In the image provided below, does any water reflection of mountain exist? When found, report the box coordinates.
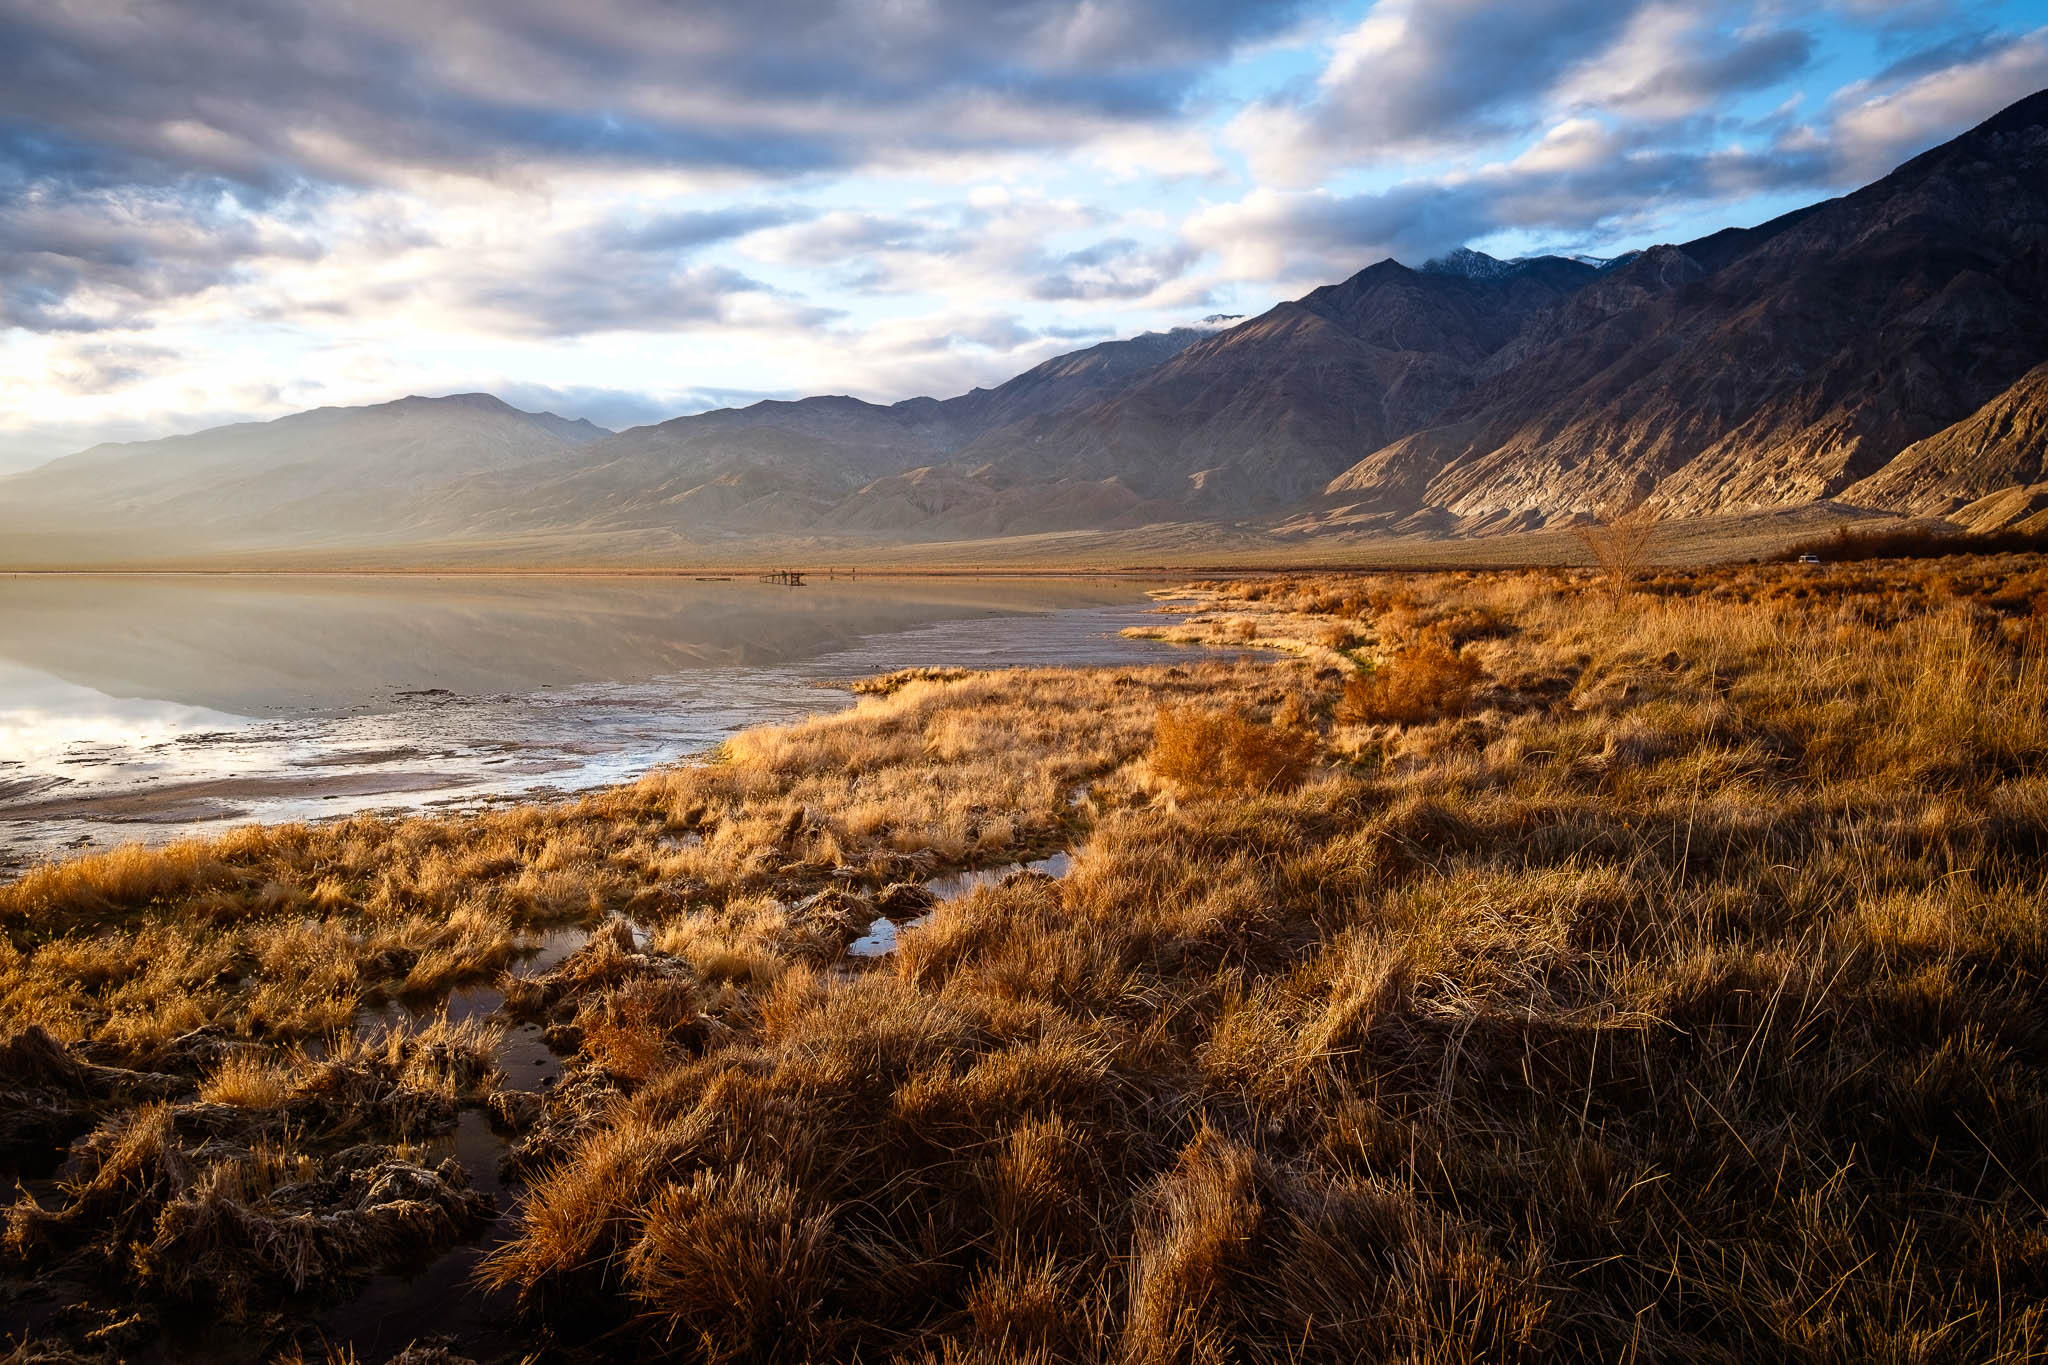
[0,575,1155,717]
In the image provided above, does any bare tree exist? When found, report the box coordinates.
[1573,499,1661,603]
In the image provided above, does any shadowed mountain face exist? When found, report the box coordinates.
[1317,90,2048,530]
[1842,361,2048,515]
[4,89,2047,560]
[913,255,1598,527]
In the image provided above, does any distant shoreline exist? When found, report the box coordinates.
[0,566,1189,579]
[0,503,1906,577]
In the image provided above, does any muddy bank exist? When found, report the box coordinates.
[1,1017,500,1360]
[0,771,458,825]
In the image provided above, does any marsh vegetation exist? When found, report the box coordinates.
[6,556,2048,1362]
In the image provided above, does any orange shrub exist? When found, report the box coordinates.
[1151,705,1315,796]
[1339,636,1482,725]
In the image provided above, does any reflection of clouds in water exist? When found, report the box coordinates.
[0,598,1212,864]
[0,575,1155,717]
[0,661,251,759]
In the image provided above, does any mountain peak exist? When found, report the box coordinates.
[1974,85,2048,138]
[394,392,516,412]
[379,392,608,440]
[1415,248,1613,284]
[1420,247,1513,280]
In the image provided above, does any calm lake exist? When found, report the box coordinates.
[0,573,1198,867]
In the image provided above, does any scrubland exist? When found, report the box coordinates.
[7,554,2048,1362]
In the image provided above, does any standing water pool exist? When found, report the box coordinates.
[0,573,1199,867]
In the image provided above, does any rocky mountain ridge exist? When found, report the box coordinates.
[1310,91,2048,532]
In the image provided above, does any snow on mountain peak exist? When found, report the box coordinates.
[1420,247,1513,279]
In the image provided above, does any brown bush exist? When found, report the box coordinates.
[1339,636,1483,725]
[1151,705,1315,796]
[1574,500,1661,601]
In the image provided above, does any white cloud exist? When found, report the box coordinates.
[1555,5,1811,122]
[1085,125,1228,182]
[1226,0,1655,184]
[1821,26,2048,180]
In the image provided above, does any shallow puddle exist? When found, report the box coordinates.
[846,915,905,957]
[521,919,645,974]
[925,850,1072,899]
[316,1107,526,1362]
[352,920,640,1079]
[848,850,1075,958]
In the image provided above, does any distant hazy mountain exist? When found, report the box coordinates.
[449,325,1223,538]
[6,89,2048,561]
[0,327,1226,554]
[1,393,608,542]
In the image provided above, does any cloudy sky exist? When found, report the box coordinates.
[2,0,2044,470]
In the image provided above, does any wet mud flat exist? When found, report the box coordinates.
[1,770,460,825]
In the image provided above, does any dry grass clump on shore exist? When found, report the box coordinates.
[10,555,2048,1360]
[1150,704,1316,796]
[1337,630,1483,724]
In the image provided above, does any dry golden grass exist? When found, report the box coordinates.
[1337,629,1483,724]
[12,555,2048,1361]
[478,557,2048,1362]
[1150,704,1316,797]
[198,1052,294,1109]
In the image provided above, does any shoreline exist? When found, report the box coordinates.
[0,588,1217,872]
[0,566,1199,579]
[6,558,2048,1362]
[0,502,1901,578]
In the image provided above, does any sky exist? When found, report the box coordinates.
[1,0,2045,472]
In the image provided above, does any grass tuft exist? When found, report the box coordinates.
[1338,631,1483,725]
[1150,705,1316,797]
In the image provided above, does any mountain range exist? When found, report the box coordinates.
[5,88,2048,564]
